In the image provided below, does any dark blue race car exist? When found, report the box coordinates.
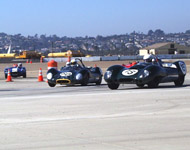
[47,58,103,87]
[4,63,26,78]
[104,55,187,89]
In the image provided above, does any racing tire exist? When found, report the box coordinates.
[81,74,89,86]
[96,76,102,85]
[147,78,159,88]
[5,74,7,79]
[174,75,184,86]
[108,83,120,90]
[136,84,144,88]
[23,73,26,78]
[48,82,56,87]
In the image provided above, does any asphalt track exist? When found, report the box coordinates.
[0,76,190,150]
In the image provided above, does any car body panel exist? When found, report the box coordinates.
[104,60,186,89]
[4,66,26,78]
[47,58,103,87]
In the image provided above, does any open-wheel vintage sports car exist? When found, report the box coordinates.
[47,58,103,87]
[104,55,187,89]
[4,63,26,78]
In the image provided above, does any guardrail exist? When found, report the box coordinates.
[43,54,190,62]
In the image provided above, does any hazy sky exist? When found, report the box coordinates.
[0,0,190,37]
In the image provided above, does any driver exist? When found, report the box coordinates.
[143,54,163,66]
[70,59,77,67]
[17,63,22,68]
[66,62,71,67]
[143,54,154,63]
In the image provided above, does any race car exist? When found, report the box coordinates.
[47,58,103,87]
[104,54,186,89]
[4,63,26,78]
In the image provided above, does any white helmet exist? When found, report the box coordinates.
[66,62,71,67]
[71,59,77,66]
[143,54,154,63]
[18,63,22,67]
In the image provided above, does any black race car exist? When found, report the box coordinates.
[104,56,186,89]
[47,58,103,87]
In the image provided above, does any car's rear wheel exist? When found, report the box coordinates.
[5,74,7,79]
[96,76,102,85]
[23,73,26,78]
[48,82,56,87]
[108,83,120,90]
[174,75,184,86]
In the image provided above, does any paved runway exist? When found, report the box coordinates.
[0,77,190,150]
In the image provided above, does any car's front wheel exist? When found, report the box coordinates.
[147,78,159,88]
[48,82,56,87]
[81,74,89,86]
[136,83,144,88]
[108,83,120,90]
[174,75,184,86]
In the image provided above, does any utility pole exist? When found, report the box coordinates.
[51,41,54,57]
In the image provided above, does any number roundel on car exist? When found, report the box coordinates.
[60,72,72,77]
[122,69,138,76]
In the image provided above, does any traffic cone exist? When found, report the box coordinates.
[38,68,44,82]
[6,69,13,82]
[30,59,32,64]
[26,59,29,63]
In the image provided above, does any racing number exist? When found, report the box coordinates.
[122,69,138,76]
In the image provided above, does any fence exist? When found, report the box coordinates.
[43,54,190,62]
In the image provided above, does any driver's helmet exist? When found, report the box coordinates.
[143,54,154,63]
[66,62,71,67]
[71,59,77,66]
[17,63,22,67]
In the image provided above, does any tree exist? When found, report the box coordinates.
[154,29,165,36]
[148,30,154,36]
[185,30,190,34]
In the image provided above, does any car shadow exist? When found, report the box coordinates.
[118,84,190,90]
[56,83,107,88]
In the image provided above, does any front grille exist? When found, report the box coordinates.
[56,79,71,84]
[11,73,18,76]
[119,78,134,83]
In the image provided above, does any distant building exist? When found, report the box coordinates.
[139,42,190,55]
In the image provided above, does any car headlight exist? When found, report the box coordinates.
[139,70,149,78]
[106,71,112,79]
[76,73,82,80]
[144,70,149,77]
[47,73,53,80]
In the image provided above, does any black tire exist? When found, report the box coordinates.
[108,83,120,90]
[5,74,7,79]
[96,76,102,85]
[147,79,159,88]
[136,84,144,88]
[81,74,89,86]
[48,82,56,87]
[174,75,184,86]
[23,73,26,78]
